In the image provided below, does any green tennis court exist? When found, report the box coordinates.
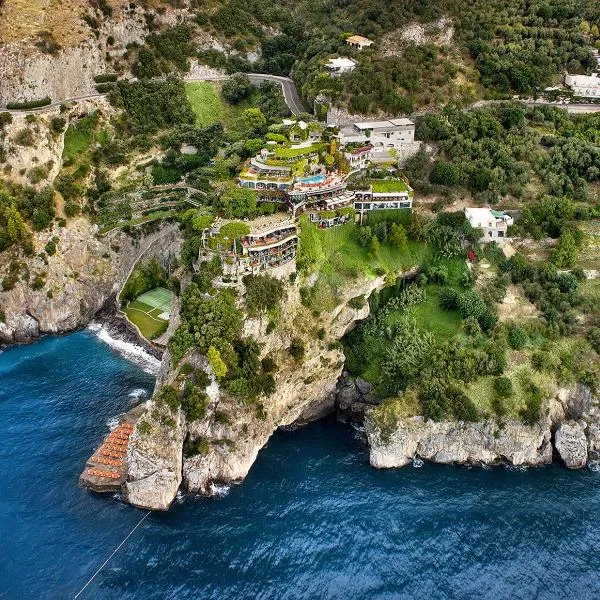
[124,287,174,340]
[136,287,173,313]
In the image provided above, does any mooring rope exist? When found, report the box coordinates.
[73,510,151,599]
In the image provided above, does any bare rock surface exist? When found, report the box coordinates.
[554,421,588,469]
[366,416,553,469]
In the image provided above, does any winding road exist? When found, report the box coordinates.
[3,73,598,118]
[1,73,307,116]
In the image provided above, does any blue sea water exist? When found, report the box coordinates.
[2,331,600,599]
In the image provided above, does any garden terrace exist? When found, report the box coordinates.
[273,143,325,161]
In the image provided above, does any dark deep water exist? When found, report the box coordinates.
[2,331,600,599]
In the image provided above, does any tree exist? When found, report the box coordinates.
[551,230,578,268]
[243,274,285,314]
[216,184,257,218]
[382,318,434,391]
[191,213,213,232]
[242,108,267,133]
[180,286,243,356]
[430,161,460,186]
[388,223,408,250]
[221,73,253,103]
[369,235,380,258]
[207,346,227,380]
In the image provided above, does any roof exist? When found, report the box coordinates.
[326,57,356,69]
[465,207,511,223]
[346,35,373,46]
[354,118,414,130]
[565,73,600,87]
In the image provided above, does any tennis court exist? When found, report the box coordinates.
[124,287,174,340]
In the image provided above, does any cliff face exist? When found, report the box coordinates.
[124,274,387,509]
[0,219,182,344]
[365,383,600,470]
[366,416,553,468]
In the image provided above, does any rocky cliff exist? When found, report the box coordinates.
[124,273,387,509]
[0,218,182,344]
[365,383,600,470]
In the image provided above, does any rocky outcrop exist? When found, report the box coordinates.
[124,273,389,509]
[554,421,588,469]
[336,375,381,421]
[0,219,182,345]
[366,416,553,468]
[366,383,600,471]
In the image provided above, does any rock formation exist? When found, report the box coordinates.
[366,416,553,468]
[0,218,182,344]
[554,421,588,469]
[124,274,388,509]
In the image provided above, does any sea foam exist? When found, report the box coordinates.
[88,323,160,375]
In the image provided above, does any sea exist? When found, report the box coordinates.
[1,328,600,599]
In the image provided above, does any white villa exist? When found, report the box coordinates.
[325,57,357,76]
[565,73,600,98]
[346,35,373,50]
[337,118,415,150]
[464,208,513,241]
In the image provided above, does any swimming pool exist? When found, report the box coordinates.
[298,174,326,184]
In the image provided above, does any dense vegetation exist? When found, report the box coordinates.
[406,105,600,204]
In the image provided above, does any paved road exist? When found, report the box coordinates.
[1,73,307,116]
[246,73,306,115]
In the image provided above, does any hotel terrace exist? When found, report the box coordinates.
[200,215,299,280]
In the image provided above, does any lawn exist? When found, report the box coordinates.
[124,289,172,341]
[371,179,411,194]
[185,82,226,127]
[301,219,429,280]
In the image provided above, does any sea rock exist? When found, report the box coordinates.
[366,415,553,469]
[554,421,588,469]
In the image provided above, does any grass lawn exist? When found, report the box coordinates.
[185,82,226,127]
[371,179,411,194]
[125,299,168,340]
[302,220,429,279]
[62,112,99,162]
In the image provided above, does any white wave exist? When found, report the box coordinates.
[412,457,424,468]
[210,482,231,498]
[176,490,186,504]
[88,323,160,375]
[504,464,528,472]
[128,388,148,400]
[106,416,120,430]
[588,460,600,472]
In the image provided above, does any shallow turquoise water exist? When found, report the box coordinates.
[1,331,600,599]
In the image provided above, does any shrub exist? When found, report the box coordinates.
[508,326,528,350]
[491,396,507,418]
[243,274,285,315]
[439,287,460,310]
[44,237,58,256]
[157,385,181,412]
[94,73,118,83]
[520,380,542,425]
[182,387,209,421]
[348,295,365,310]
[138,420,151,435]
[493,376,513,399]
[261,356,277,373]
[6,97,52,110]
[288,337,305,360]
[587,328,600,354]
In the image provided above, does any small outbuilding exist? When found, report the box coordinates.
[346,35,374,50]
